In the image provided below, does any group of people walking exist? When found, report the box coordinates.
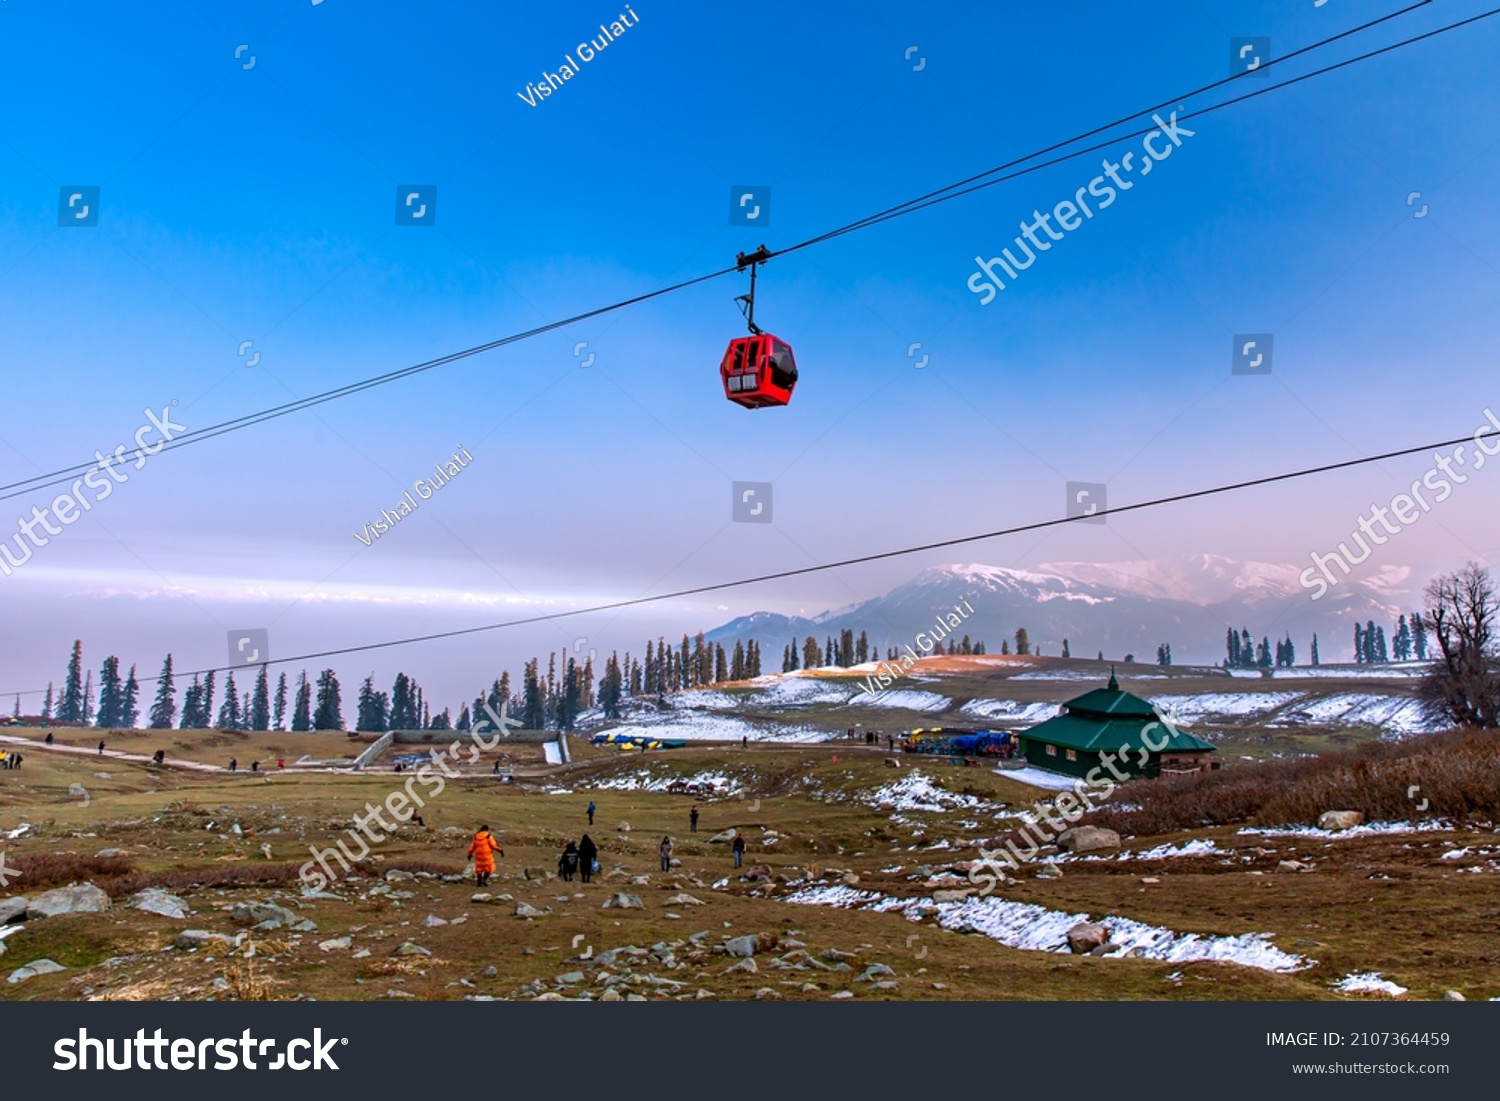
[558,834,598,882]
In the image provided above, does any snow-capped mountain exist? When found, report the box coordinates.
[706,559,1419,665]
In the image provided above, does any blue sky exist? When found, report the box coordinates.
[1,0,1498,710]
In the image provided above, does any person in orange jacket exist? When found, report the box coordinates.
[468,824,504,887]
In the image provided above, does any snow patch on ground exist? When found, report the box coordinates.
[786,886,1308,973]
[1334,972,1408,997]
[588,769,742,795]
[593,715,824,743]
[855,689,950,712]
[868,771,983,813]
[960,699,1062,724]
[1267,694,1443,734]
[1238,820,1451,840]
[1150,692,1301,723]
[993,766,1088,792]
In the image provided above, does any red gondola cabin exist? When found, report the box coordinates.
[720,333,798,409]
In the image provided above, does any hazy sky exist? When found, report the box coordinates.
[2,0,1498,711]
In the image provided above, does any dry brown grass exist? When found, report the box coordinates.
[1085,727,1500,836]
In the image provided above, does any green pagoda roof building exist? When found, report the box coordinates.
[1017,671,1218,780]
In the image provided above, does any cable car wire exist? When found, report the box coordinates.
[80,425,1497,684]
[1,3,1485,504]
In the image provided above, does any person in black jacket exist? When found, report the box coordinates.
[558,841,580,882]
[578,834,598,884]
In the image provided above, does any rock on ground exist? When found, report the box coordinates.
[1067,922,1109,954]
[602,893,644,910]
[27,884,111,918]
[127,888,190,919]
[0,897,28,924]
[1318,810,1364,831]
[1057,826,1122,854]
[514,901,548,919]
[228,901,301,929]
[7,959,65,984]
[663,893,705,907]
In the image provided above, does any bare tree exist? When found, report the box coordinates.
[1418,562,1500,728]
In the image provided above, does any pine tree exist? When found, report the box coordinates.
[1226,628,1238,667]
[42,682,53,721]
[149,655,177,729]
[1393,614,1412,662]
[456,704,472,732]
[1283,634,1295,668]
[357,676,388,732]
[202,670,216,725]
[824,636,834,666]
[122,665,140,728]
[1311,634,1320,666]
[1411,611,1429,660]
[1000,640,1010,655]
[1353,623,1364,664]
[1364,620,1378,664]
[1061,638,1070,659]
[313,669,343,730]
[839,628,854,667]
[291,671,312,732]
[59,640,85,723]
[217,671,241,730]
[1375,625,1389,664]
[390,673,417,730]
[714,644,727,684]
[1256,637,1272,668]
[11,695,17,719]
[856,630,869,664]
[787,637,799,672]
[273,672,288,730]
[180,675,203,729]
[1014,628,1030,656]
[599,653,623,719]
[747,639,761,677]
[732,640,746,681]
[1157,643,1172,666]
[251,666,271,731]
[96,656,123,729]
[82,668,94,725]
[802,636,821,669]
[522,659,544,729]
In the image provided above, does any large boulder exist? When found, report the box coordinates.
[7,959,64,984]
[724,935,760,958]
[228,901,300,929]
[1056,826,1121,854]
[602,893,644,910]
[0,897,28,924]
[1318,811,1364,831]
[127,888,190,919]
[1066,922,1109,954]
[707,829,738,844]
[514,901,548,919]
[27,884,111,918]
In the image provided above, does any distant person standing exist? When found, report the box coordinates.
[578,834,598,884]
[587,801,596,825]
[689,805,699,833]
[97,740,105,755]
[731,832,746,869]
[659,835,674,873]
[229,758,238,772]
[251,761,259,773]
[741,736,748,750]
[44,732,54,745]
